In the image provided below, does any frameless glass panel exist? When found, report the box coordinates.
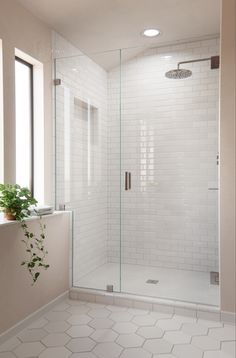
[120,40,220,306]
[15,58,33,191]
[55,50,121,292]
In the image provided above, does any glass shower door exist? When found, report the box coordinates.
[55,50,121,292]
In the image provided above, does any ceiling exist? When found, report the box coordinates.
[16,0,221,69]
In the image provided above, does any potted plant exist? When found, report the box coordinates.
[0,184,49,284]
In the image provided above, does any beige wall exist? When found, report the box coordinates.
[220,0,236,314]
[0,213,70,335]
[0,0,53,204]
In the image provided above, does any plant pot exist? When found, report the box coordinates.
[4,211,16,220]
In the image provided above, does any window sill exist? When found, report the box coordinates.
[0,211,66,227]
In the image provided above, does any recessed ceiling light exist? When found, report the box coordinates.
[142,29,160,37]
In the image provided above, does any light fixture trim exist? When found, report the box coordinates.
[142,28,161,38]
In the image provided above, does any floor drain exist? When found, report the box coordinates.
[146,279,159,284]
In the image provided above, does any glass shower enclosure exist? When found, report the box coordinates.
[55,39,220,306]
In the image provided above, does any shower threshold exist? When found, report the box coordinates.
[73,263,219,307]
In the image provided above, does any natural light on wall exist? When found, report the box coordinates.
[15,58,33,190]
[15,48,45,204]
[0,40,3,183]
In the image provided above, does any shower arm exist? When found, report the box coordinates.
[177,57,211,70]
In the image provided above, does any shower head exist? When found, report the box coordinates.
[165,56,220,80]
[165,68,192,79]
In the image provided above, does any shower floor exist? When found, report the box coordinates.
[74,263,219,306]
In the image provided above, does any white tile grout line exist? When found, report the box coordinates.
[69,288,236,325]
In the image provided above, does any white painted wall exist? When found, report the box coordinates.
[0,0,53,204]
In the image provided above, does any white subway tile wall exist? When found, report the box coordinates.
[55,34,219,289]
[108,38,219,272]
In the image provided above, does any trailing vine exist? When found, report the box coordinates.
[21,217,50,284]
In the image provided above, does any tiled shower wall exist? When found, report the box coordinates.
[54,34,219,281]
[108,38,219,272]
[54,34,108,281]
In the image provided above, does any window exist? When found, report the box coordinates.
[15,56,34,193]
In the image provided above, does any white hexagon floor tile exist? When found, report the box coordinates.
[181,322,208,336]
[41,332,71,347]
[132,315,156,326]
[191,335,221,350]
[120,347,152,358]
[173,343,203,358]
[44,321,71,333]
[208,325,236,341]
[203,350,233,358]
[0,337,21,352]
[92,342,123,358]
[67,325,94,338]
[14,342,45,358]
[17,328,47,342]
[91,329,118,342]
[137,326,164,339]
[67,314,92,325]
[66,337,96,353]
[88,308,111,319]
[113,322,138,334]
[39,346,71,358]
[164,331,191,344]
[89,318,114,329]
[116,333,144,348]
[143,338,173,354]
[70,353,97,358]
[67,305,90,315]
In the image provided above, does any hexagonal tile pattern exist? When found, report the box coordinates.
[93,342,123,358]
[89,318,114,329]
[42,333,70,347]
[45,321,71,333]
[88,308,110,318]
[120,347,152,358]
[173,344,203,358]
[110,312,133,322]
[14,342,45,358]
[66,338,96,353]
[0,337,21,352]
[164,331,191,344]
[67,314,92,325]
[1,299,235,358]
[17,328,47,342]
[208,325,236,341]
[39,347,71,358]
[137,326,164,339]
[91,329,118,342]
[132,315,156,326]
[113,322,138,334]
[67,306,90,315]
[52,302,70,312]
[70,353,97,358]
[143,339,173,354]
[157,319,182,331]
[192,335,221,350]
[67,325,94,338]
[181,323,208,336]
[45,311,71,322]
[116,334,144,348]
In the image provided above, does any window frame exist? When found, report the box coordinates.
[15,56,34,195]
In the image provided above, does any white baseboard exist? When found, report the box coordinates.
[0,290,69,345]
[221,311,236,325]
